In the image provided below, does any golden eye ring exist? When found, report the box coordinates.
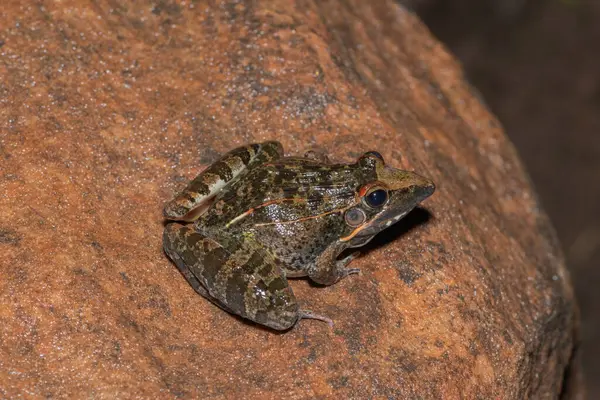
[363,187,388,208]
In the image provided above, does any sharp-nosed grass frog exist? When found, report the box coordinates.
[163,141,434,330]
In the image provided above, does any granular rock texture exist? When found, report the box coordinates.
[0,0,580,398]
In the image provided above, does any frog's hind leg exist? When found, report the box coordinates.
[164,141,283,221]
[163,223,302,331]
[163,223,236,314]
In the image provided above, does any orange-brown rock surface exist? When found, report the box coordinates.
[0,0,580,398]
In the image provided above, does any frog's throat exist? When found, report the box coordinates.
[339,210,409,242]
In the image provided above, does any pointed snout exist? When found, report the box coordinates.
[414,174,435,201]
[380,167,435,202]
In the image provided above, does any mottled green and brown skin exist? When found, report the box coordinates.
[163,141,435,330]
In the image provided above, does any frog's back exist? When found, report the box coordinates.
[197,159,363,251]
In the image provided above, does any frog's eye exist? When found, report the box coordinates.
[364,188,388,208]
[363,151,384,161]
[344,207,366,227]
[358,151,385,168]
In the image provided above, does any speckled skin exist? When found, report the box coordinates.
[163,141,435,330]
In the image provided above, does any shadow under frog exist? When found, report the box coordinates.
[162,141,435,331]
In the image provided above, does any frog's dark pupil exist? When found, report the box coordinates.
[365,189,388,207]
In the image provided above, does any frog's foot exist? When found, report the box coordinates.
[338,251,361,277]
[339,251,360,267]
[297,310,334,328]
[343,268,361,277]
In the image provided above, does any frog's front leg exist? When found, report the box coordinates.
[164,141,283,221]
[308,241,361,286]
[163,223,330,330]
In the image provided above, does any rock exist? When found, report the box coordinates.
[0,0,580,398]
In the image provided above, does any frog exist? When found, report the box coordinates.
[162,141,435,331]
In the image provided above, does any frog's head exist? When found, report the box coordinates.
[341,151,435,248]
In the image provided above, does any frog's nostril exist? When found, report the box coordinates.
[424,182,435,197]
[415,181,435,199]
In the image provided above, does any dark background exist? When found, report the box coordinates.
[403,0,599,395]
